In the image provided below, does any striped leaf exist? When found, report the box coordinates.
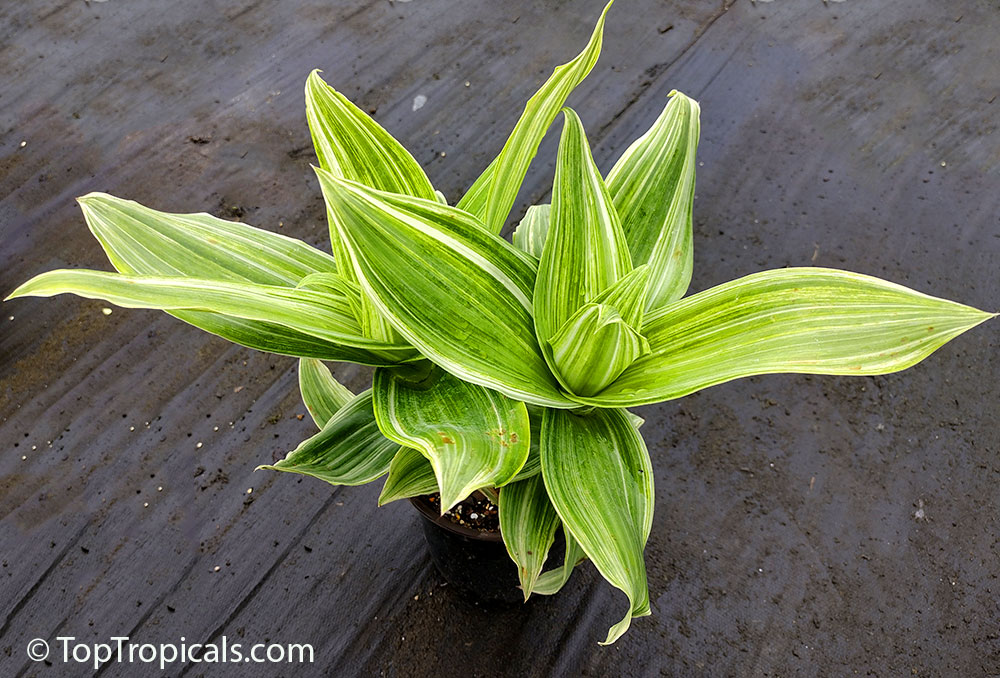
[606,91,700,310]
[498,474,561,600]
[377,446,439,506]
[549,303,650,397]
[534,108,632,347]
[533,527,586,596]
[590,264,651,329]
[258,390,398,486]
[512,204,551,259]
[72,193,401,363]
[165,312,396,364]
[298,358,354,428]
[305,70,436,201]
[378,402,543,504]
[79,192,338,284]
[315,169,576,408]
[306,70,429,344]
[457,0,615,233]
[575,268,996,407]
[541,407,653,645]
[6,270,416,365]
[373,365,531,512]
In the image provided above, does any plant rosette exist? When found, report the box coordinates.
[6,1,995,645]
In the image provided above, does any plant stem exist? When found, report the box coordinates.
[480,486,500,504]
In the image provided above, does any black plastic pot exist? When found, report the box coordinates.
[409,495,524,604]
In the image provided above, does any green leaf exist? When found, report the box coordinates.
[377,404,543,502]
[372,364,531,512]
[513,405,544,481]
[258,390,398,486]
[541,407,653,645]
[533,527,586,596]
[6,270,417,365]
[316,170,576,408]
[306,69,433,344]
[512,204,551,259]
[590,264,651,330]
[606,91,700,310]
[534,108,632,348]
[78,192,339,284]
[577,267,997,407]
[548,303,650,397]
[169,312,393,363]
[456,0,616,233]
[72,193,398,362]
[298,358,354,429]
[498,474,561,600]
[305,70,436,201]
[378,446,440,506]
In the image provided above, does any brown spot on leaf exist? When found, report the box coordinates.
[438,433,455,444]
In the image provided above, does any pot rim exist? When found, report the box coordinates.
[408,495,504,543]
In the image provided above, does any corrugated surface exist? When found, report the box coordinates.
[1,0,998,675]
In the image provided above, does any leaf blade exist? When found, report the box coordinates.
[316,170,575,408]
[378,446,440,506]
[533,108,632,346]
[6,270,414,362]
[456,0,615,233]
[72,193,410,364]
[606,91,700,309]
[498,474,561,600]
[548,303,650,397]
[533,527,586,596]
[79,192,339,284]
[541,407,653,644]
[578,268,996,407]
[306,70,434,344]
[259,390,398,487]
[298,358,354,428]
[512,204,551,259]
[373,365,531,512]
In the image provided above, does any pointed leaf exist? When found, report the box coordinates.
[549,303,650,397]
[378,403,543,492]
[72,193,409,364]
[305,69,435,200]
[512,204,551,259]
[169,311,398,364]
[541,407,653,645]
[606,91,700,309]
[577,268,996,407]
[79,192,339,284]
[259,390,398,486]
[498,474,561,600]
[306,69,434,344]
[590,264,651,329]
[457,0,615,233]
[533,527,586,596]
[298,358,354,429]
[373,365,531,512]
[378,446,440,506]
[6,270,416,364]
[316,170,575,408]
[534,108,631,348]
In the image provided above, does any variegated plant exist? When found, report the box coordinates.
[6,1,994,644]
